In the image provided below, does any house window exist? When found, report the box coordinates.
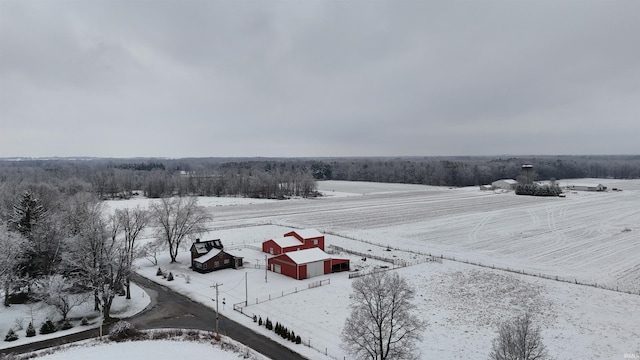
[202,263,207,270]
[224,259,230,265]
[214,261,219,268]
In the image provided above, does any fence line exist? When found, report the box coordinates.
[233,278,332,316]
[263,224,639,295]
[233,277,342,359]
[324,230,639,296]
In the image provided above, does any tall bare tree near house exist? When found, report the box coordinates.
[489,312,549,360]
[342,271,425,360]
[149,197,211,263]
[115,207,149,299]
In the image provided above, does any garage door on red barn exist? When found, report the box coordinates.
[306,261,324,278]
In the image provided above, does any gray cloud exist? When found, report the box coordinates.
[1,0,638,157]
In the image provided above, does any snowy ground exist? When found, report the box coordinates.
[0,283,149,350]
[35,340,243,360]
[32,335,267,360]
[3,179,640,359]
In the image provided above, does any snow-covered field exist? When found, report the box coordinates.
[130,179,639,360]
[3,179,639,359]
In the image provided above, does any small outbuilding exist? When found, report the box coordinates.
[567,183,606,192]
[491,179,518,190]
[267,248,349,280]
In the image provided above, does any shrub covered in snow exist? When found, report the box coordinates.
[25,322,36,337]
[108,320,141,341]
[40,319,57,335]
[5,329,18,342]
[61,320,73,330]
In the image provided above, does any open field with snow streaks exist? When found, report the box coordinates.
[93,179,640,360]
[192,181,640,293]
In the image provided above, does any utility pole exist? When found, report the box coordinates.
[245,272,248,306]
[211,282,223,336]
[265,255,268,283]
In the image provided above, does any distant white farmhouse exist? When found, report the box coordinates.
[491,179,518,190]
[566,183,606,192]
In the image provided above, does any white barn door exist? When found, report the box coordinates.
[306,261,324,278]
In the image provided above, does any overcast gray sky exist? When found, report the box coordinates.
[1,1,638,158]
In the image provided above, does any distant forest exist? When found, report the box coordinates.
[0,155,638,203]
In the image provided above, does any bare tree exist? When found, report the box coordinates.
[141,239,164,266]
[115,207,149,299]
[0,223,24,307]
[149,197,211,263]
[342,271,425,360]
[36,275,89,322]
[489,312,549,360]
[63,193,127,321]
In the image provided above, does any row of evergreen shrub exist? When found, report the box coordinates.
[253,315,302,344]
[4,319,70,342]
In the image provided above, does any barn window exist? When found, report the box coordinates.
[314,239,318,245]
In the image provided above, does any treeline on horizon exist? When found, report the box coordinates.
[0,155,638,203]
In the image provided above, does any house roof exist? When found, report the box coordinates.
[270,236,303,248]
[287,228,323,239]
[193,249,242,264]
[282,248,331,265]
[193,249,223,264]
[191,239,223,254]
[493,179,517,184]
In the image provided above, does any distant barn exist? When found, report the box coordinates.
[567,183,606,192]
[491,179,518,190]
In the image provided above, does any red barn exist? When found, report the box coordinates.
[262,236,305,255]
[262,228,325,255]
[268,248,350,280]
[284,229,325,251]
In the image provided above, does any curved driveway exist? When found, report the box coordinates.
[0,274,307,360]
